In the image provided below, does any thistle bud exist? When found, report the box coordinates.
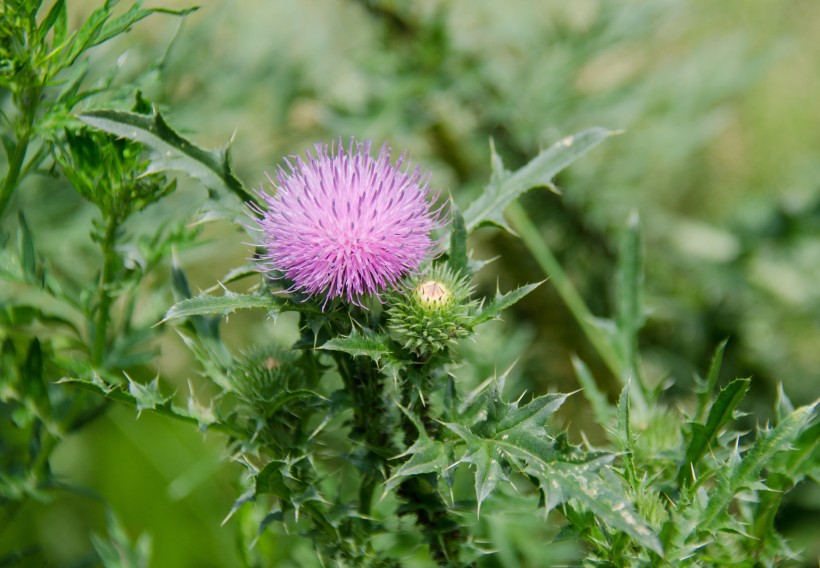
[227,347,302,416]
[388,265,476,356]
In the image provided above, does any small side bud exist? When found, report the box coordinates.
[387,265,477,356]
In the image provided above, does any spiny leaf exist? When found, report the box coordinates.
[384,407,450,495]
[79,105,257,226]
[699,400,818,532]
[463,128,616,233]
[222,488,256,526]
[321,330,392,362]
[495,392,570,434]
[695,339,729,422]
[442,386,662,554]
[616,384,638,486]
[59,375,239,437]
[91,509,152,568]
[536,464,663,555]
[126,376,169,416]
[447,204,469,276]
[571,355,614,425]
[615,211,643,377]
[162,290,287,323]
[459,443,504,517]
[472,282,542,326]
[679,377,750,485]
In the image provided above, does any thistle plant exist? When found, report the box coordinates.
[1,2,818,567]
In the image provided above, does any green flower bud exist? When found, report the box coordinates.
[227,347,302,416]
[388,265,477,356]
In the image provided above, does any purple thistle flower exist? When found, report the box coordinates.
[254,138,442,307]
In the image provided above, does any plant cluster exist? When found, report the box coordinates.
[1,2,817,567]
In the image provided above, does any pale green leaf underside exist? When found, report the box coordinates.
[321,330,392,361]
[163,290,287,323]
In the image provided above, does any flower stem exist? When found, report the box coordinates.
[0,85,42,223]
[398,363,463,566]
[506,201,648,412]
[92,213,120,367]
[0,129,32,223]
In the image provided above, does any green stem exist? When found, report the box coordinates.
[397,363,462,566]
[0,130,32,223]
[92,213,119,367]
[331,351,390,517]
[506,201,647,412]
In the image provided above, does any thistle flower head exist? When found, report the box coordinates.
[255,138,442,307]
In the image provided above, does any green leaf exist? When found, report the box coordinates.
[127,376,170,416]
[463,128,616,232]
[441,385,662,553]
[62,7,108,66]
[472,282,542,326]
[617,384,637,486]
[168,259,232,374]
[494,392,570,435]
[95,4,198,47]
[91,509,152,568]
[59,375,240,437]
[768,420,820,483]
[459,443,504,517]
[384,407,450,494]
[36,0,66,45]
[538,463,663,555]
[163,289,287,323]
[699,400,818,532]
[62,3,194,67]
[695,339,729,422]
[571,355,614,425]
[321,330,392,362]
[0,280,85,336]
[615,211,643,379]
[23,338,50,414]
[679,377,751,485]
[79,106,257,225]
[255,460,292,500]
[16,213,37,284]
[447,204,468,276]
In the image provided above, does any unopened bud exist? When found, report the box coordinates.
[416,279,452,309]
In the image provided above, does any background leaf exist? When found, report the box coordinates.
[463,128,615,232]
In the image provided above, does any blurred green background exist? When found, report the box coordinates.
[2,0,819,565]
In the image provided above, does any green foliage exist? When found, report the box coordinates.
[91,510,152,568]
[79,103,257,225]
[2,1,818,566]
